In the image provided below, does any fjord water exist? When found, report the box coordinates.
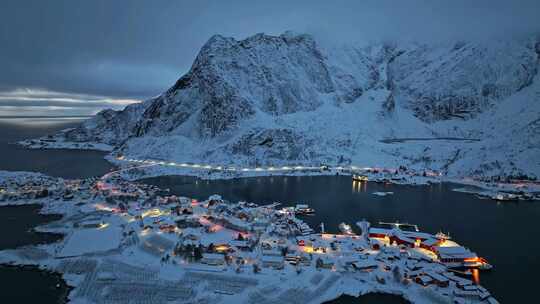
[0,117,114,178]
[0,205,69,303]
[144,174,540,303]
[0,204,63,250]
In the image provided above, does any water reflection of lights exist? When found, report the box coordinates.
[352,180,368,193]
[471,268,480,284]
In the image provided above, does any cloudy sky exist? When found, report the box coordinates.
[1,0,539,116]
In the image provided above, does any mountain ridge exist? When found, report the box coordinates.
[58,32,540,179]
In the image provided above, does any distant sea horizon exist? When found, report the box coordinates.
[0,115,93,119]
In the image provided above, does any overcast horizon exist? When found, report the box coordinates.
[1,0,540,116]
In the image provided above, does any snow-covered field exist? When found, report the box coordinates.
[58,226,122,257]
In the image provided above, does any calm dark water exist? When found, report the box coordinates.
[0,204,63,250]
[0,265,71,303]
[0,117,114,179]
[143,174,540,303]
[0,204,67,303]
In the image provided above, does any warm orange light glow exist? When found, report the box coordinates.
[464,257,480,263]
[471,269,480,284]
[302,246,314,253]
[214,245,230,252]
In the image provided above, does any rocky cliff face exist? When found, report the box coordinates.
[389,40,538,122]
[62,32,540,179]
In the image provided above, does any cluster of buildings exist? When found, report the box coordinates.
[102,185,496,302]
[367,224,491,270]
[0,174,99,202]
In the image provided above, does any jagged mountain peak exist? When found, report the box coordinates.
[144,31,344,138]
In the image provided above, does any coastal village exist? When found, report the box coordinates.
[0,169,499,304]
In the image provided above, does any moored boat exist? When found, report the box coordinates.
[294,204,315,215]
[338,222,355,235]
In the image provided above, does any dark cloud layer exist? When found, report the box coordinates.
[1,0,539,115]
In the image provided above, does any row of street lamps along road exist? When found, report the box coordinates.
[117,157,376,173]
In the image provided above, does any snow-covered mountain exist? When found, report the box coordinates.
[62,32,540,179]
